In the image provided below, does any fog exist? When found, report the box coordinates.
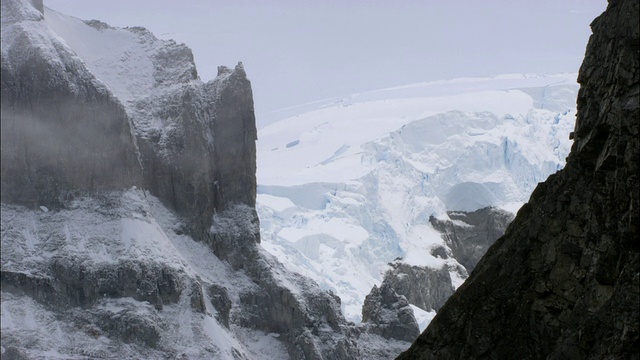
[45,0,606,120]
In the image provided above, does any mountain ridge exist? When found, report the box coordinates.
[0,0,422,358]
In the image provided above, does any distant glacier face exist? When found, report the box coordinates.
[256,74,578,323]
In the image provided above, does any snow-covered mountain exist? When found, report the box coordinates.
[256,74,579,324]
[1,0,583,358]
[1,1,418,358]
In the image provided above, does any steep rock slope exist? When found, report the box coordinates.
[41,4,257,238]
[1,0,143,206]
[368,207,513,333]
[398,0,639,358]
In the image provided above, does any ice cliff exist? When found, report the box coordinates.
[257,72,580,325]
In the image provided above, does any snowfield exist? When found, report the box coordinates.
[256,74,578,322]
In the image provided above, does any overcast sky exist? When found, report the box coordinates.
[46,0,606,118]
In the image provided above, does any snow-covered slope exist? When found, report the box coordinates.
[257,75,578,322]
[1,189,295,359]
[2,1,419,358]
[42,5,197,114]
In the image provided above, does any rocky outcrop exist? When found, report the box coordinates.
[398,0,639,358]
[0,1,372,359]
[378,263,456,313]
[429,207,514,272]
[0,0,142,208]
[367,207,511,326]
[361,282,420,342]
[232,252,360,359]
[134,63,257,241]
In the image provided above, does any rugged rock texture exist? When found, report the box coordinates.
[379,263,456,313]
[134,63,257,240]
[232,252,360,359]
[398,0,639,358]
[361,282,421,342]
[0,1,402,359]
[369,207,511,326]
[0,0,142,208]
[0,191,213,357]
[429,207,514,272]
[1,0,257,241]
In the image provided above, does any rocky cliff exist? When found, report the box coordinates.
[360,207,512,335]
[1,0,257,238]
[1,0,143,207]
[398,0,639,358]
[0,1,427,358]
[429,207,514,273]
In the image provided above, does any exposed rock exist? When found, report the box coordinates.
[398,0,639,358]
[1,0,257,242]
[230,249,360,359]
[379,262,457,313]
[429,207,514,272]
[0,2,367,358]
[134,63,257,241]
[1,346,28,360]
[0,4,143,208]
[371,207,511,330]
[361,283,420,342]
[1,0,489,358]
[83,299,163,348]
[208,283,232,328]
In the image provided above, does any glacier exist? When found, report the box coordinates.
[256,74,579,323]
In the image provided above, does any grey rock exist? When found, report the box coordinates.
[208,283,232,328]
[361,283,420,342]
[86,300,163,348]
[398,1,639,358]
[1,346,29,360]
[0,1,414,359]
[0,11,143,209]
[135,62,258,241]
[429,207,514,272]
[231,249,360,359]
[379,262,456,313]
[0,258,200,312]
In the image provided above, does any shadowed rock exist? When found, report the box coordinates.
[361,282,421,342]
[398,0,639,358]
[429,207,514,272]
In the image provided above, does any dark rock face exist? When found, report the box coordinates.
[379,262,456,313]
[227,246,360,359]
[370,207,511,328]
[361,283,420,342]
[135,64,258,240]
[1,0,257,244]
[429,207,514,272]
[1,260,190,311]
[398,0,639,359]
[0,3,143,208]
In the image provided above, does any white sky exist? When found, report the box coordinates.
[45,0,606,120]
